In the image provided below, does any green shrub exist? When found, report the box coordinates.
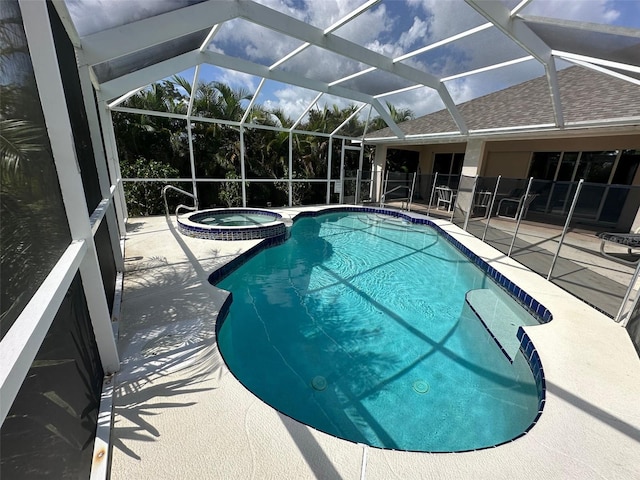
[120,157,180,216]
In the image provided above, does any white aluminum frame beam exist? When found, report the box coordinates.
[511,0,533,15]
[521,14,640,39]
[186,65,201,117]
[98,50,202,102]
[393,22,492,63]
[552,51,640,76]
[50,0,81,47]
[80,0,239,66]
[269,0,381,70]
[465,0,564,127]
[21,0,120,373]
[0,240,87,424]
[199,24,222,52]
[331,103,368,136]
[2,0,122,426]
[556,56,640,87]
[240,77,266,124]
[329,67,377,87]
[87,0,473,136]
[236,1,465,133]
[291,92,323,131]
[441,55,534,82]
[77,49,125,270]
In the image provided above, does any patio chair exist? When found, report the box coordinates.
[435,185,456,212]
[597,231,640,266]
[497,193,538,219]
[472,191,492,218]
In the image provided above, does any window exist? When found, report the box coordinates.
[528,150,633,185]
[433,153,464,176]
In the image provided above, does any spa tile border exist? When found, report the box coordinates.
[178,208,286,241]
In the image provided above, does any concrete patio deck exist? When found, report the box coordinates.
[109,208,640,479]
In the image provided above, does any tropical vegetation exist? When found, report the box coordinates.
[113,77,414,214]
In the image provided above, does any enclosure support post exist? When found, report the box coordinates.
[408,172,417,211]
[508,177,534,257]
[288,132,293,207]
[239,126,247,207]
[426,172,438,217]
[187,120,199,209]
[339,139,346,204]
[326,136,333,204]
[482,175,501,242]
[616,261,640,325]
[381,170,389,207]
[463,176,479,231]
[356,140,365,204]
[99,106,128,228]
[547,179,583,280]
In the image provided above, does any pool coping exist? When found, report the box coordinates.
[110,206,640,479]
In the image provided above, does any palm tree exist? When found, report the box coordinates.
[369,101,414,131]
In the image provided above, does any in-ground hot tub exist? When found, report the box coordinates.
[177,208,287,241]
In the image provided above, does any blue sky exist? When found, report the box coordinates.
[192,0,640,121]
[66,0,640,121]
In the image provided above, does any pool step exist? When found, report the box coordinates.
[466,289,524,362]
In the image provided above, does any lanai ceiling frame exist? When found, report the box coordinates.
[51,0,640,211]
[54,0,462,137]
[54,0,640,139]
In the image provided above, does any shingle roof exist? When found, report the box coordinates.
[366,66,640,139]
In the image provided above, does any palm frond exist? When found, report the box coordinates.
[0,118,45,174]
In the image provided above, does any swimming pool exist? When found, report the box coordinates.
[215,210,545,452]
[178,208,286,241]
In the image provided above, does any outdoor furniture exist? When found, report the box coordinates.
[497,193,538,219]
[435,186,456,211]
[597,232,640,266]
[472,190,492,218]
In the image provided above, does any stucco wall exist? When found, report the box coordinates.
[484,134,639,154]
[416,143,466,175]
[482,151,532,178]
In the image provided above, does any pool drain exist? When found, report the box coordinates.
[412,380,430,394]
[311,376,327,391]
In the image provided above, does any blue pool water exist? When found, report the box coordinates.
[216,212,540,452]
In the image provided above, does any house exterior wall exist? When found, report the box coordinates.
[417,143,466,175]
[482,151,532,178]
[478,133,639,180]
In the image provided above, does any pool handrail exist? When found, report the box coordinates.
[162,185,198,221]
[380,172,417,211]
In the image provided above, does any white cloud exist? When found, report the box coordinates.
[406,0,488,42]
[398,17,430,50]
[262,86,320,120]
[217,70,260,93]
[332,3,394,44]
[381,86,446,118]
[261,86,366,122]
